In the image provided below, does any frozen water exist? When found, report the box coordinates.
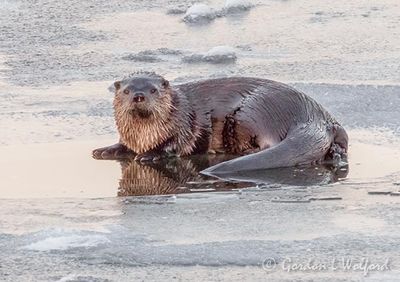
[1,186,400,280]
[22,230,110,251]
[0,0,400,280]
[1,0,399,86]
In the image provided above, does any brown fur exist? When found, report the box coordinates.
[113,84,204,156]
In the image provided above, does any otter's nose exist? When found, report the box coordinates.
[133,92,145,103]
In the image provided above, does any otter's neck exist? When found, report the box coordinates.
[114,88,200,155]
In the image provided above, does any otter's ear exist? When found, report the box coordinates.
[161,79,169,88]
[114,81,121,91]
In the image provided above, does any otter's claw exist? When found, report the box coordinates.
[92,143,133,159]
[134,152,163,163]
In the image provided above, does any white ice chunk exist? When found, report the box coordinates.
[183,3,216,23]
[203,45,237,63]
[205,45,236,57]
[224,0,253,12]
[182,46,237,64]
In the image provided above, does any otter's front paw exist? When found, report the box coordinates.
[134,152,164,163]
[92,143,133,159]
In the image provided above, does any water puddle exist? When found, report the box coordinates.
[0,132,398,198]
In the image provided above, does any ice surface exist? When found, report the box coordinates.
[0,0,20,11]
[22,231,110,251]
[1,0,400,280]
[1,0,399,86]
[1,185,400,280]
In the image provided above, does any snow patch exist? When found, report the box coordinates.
[183,46,237,64]
[224,0,253,12]
[23,233,110,251]
[181,1,253,23]
[205,46,236,57]
[183,3,216,23]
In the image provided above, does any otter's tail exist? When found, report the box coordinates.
[201,124,334,176]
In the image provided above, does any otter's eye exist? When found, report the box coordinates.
[123,89,130,95]
[150,88,157,94]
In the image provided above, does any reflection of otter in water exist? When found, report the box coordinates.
[117,155,239,196]
[93,71,348,175]
[117,158,201,196]
[117,156,349,196]
[211,164,349,186]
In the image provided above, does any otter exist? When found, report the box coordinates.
[93,71,348,175]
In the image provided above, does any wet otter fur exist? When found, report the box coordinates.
[93,71,348,174]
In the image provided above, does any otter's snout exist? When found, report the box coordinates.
[133,92,145,103]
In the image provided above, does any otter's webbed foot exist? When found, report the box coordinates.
[326,143,348,164]
[92,143,134,159]
[134,148,179,163]
[134,151,167,163]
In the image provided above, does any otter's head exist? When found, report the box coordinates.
[113,72,171,119]
[113,72,178,154]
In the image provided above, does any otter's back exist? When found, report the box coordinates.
[176,77,333,153]
[177,77,329,126]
